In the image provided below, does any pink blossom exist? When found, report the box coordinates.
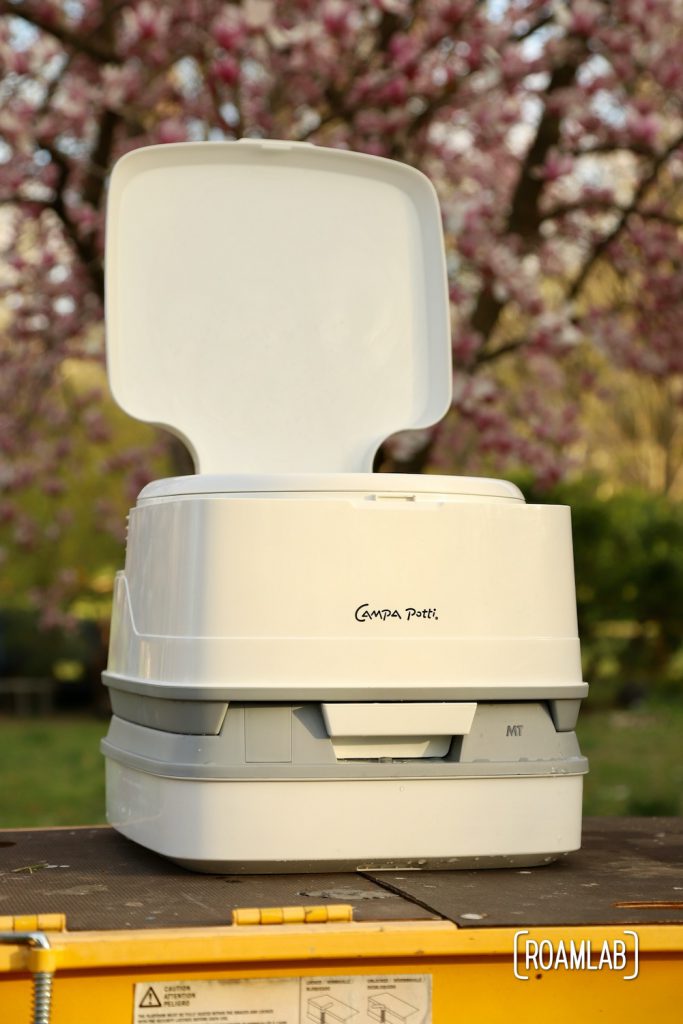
[212,56,240,86]
[626,111,662,148]
[122,1,171,45]
[212,9,246,51]
[156,118,188,144]
[0,0,682,623]
[322,0,352,38]
[569,1,603,37]
[538,152,574,182]
[101,64,143,109]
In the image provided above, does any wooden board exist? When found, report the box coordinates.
[0,826,436,930]
[1,818,681,932]
[364,817,683,927]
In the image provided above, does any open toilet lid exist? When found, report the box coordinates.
[105,140,451,474]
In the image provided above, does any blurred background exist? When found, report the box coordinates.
[0,0,681,827]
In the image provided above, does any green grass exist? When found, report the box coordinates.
[0,716,107,827]
[578,702,683,816]
[0,706,681,828]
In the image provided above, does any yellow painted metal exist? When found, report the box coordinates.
[24,945,59,974]
[232,904,354,925]
[0,920,681,1023]
[0,913,66,932]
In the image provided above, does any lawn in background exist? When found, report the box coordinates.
[0,716,106,827]
[0,705,682,828]
[578,702,683,816]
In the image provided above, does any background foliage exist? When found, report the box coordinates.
[524,479,683,706]
[0,2,681,723]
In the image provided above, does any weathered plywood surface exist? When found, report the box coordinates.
[1,818,681,931]
[363,818,683,927]
[0,826,436,930]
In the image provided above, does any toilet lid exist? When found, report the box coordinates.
[105,140,451,474]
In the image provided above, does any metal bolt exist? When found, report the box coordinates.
[0,931,54,1024]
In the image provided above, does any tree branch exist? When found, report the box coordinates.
[0,0,119,63]
[476,337,527,365]
[570,142,655,158]
[513,10,554,42]
[81,107,120,210]
[544,197,683,227]
[45,144,104,298]
[542,198,620,219]
[568,131,683,300]
[468,54,584,352]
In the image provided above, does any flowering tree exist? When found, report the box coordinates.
[1,0,682,619]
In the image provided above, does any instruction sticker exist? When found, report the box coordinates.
[133,974,431,1024]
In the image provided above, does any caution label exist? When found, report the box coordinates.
[133,974,431,1024]
[139,988,163,1008]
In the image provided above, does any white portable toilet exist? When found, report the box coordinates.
[101,140,588,871]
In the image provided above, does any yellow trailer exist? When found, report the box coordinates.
[1,818,681,1023]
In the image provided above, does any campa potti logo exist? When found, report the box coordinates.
[513,930,639,981]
